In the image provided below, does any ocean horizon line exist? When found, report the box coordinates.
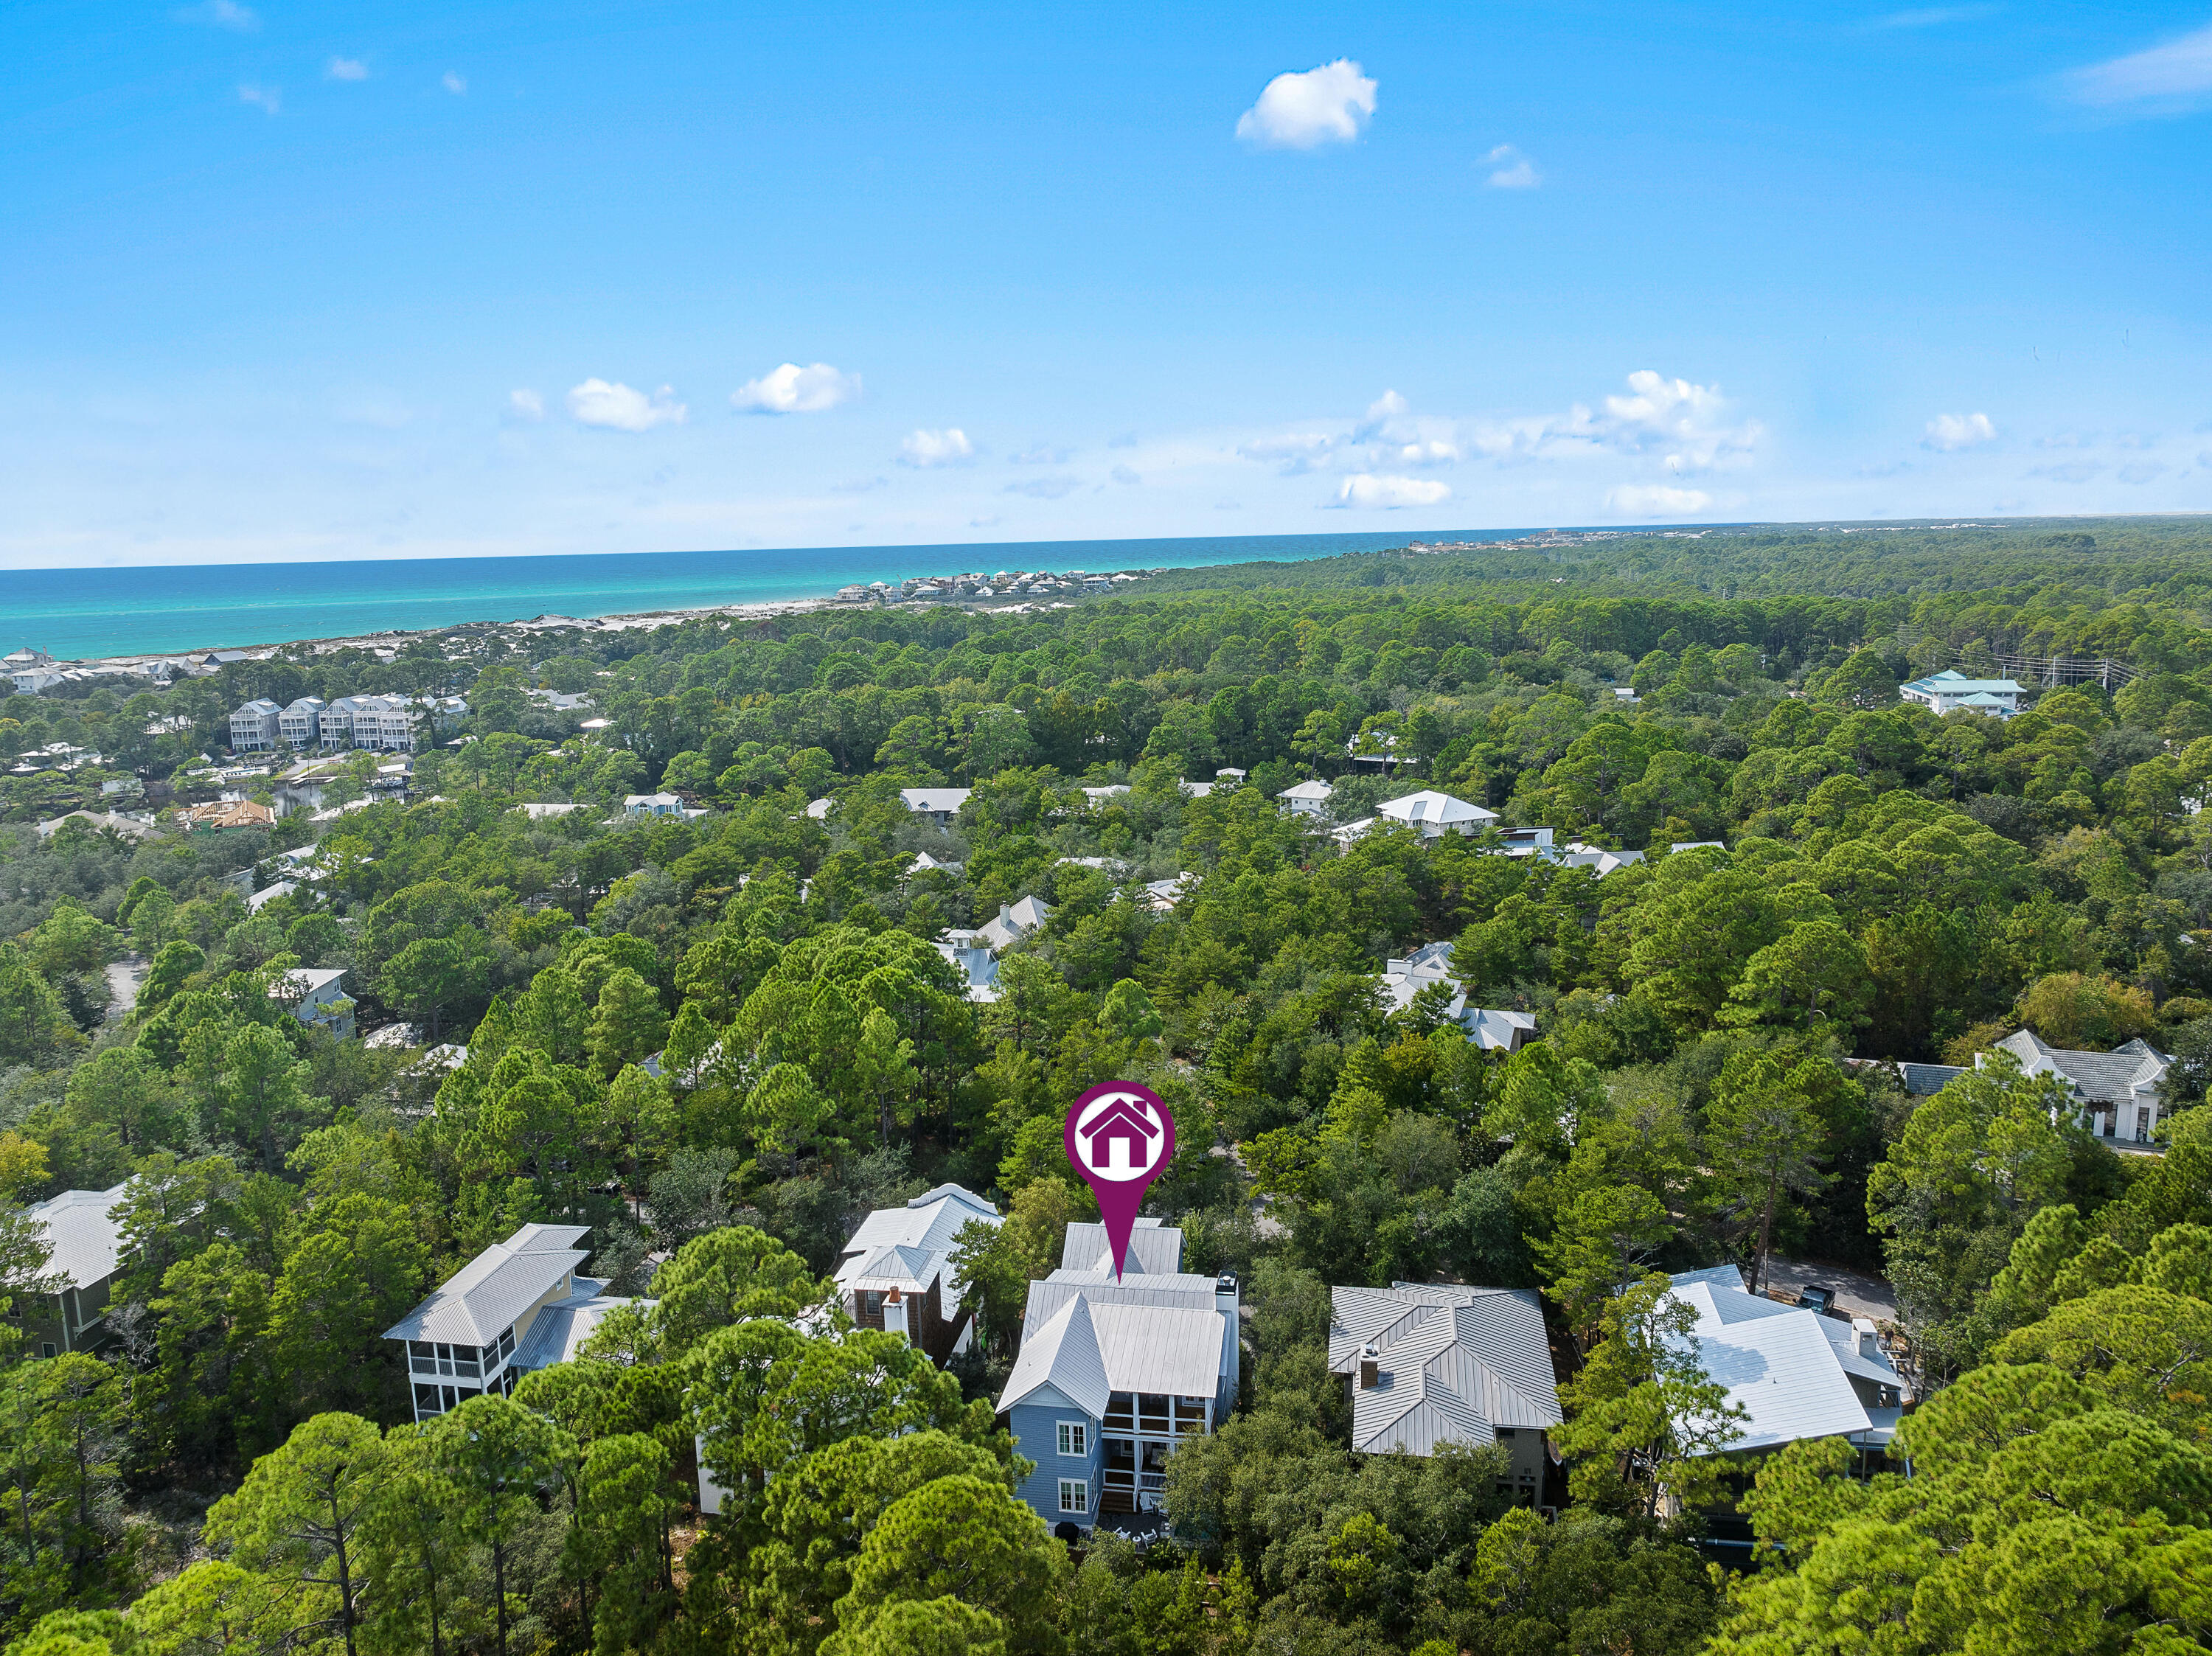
[2,526,1640,663]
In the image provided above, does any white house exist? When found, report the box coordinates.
[1378,790,1500,839]
[623,793,684,819]
[1328,1284,1562,1500]
[1377,942,1539,1050]
[1278,779,1335,818]
[316,695,465,753]
[900,787,973,827]
[19,1184,132,1357]
[1994,1029,2171,1145]
[1561,843,1646,877]
[229,700,282,752]
[384,1222,605,1421]
[934,896,1052,1003]
[276,697,327,747]
[1899,669,2023,718]
[270,965,354,1037]
[832,1183,1002,1365]
[1662,1265,1907,1460]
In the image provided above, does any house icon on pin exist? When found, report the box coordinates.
[1079,1096,1159,1172]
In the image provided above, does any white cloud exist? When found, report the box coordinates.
[1005,476,1081,500]
[900,428,975,467]
[1239,432,1338,475]
[327,58,369,81]
[1236,59,1377,149]
[237,83,281,114]
[1397,439,1460,466]
[1484,144,1540,189]
[2119,461,2168,484]
[2067,22,2212,107]
[442,72,467,94]
[1352,389,1408,441]
[731,361,860,414]
[178,0,257,29]
[1111,465,1141,485]
[1010,443,1071,465]
[566,379,686,431]
[507,389,545,421]
[1924,411,1997,450]
[1333,473,1451,509]
[1607,484,1714,517]
[2030,461,2102,484]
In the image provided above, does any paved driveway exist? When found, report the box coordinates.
[1761,1256,1899,1322]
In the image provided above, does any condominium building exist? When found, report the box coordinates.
[319,694,469,753]
[229,700,282,751]
[276,697,327,746]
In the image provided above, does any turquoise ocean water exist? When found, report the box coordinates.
[2,532,1509,661]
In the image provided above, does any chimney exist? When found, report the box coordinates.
[1853,1317,1877,1359]
[1358,1344,1380,1390]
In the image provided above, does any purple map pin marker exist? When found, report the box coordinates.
[1065,1081,1176,1281]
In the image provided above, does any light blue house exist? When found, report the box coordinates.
[995,1220,1239,1534]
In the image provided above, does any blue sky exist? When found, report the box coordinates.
[4,0,2210,568]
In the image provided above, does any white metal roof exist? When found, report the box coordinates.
[1380,790,1498,827]
[1087,1303,1227,1396]
[1663,1272,1874,1453]
[998,1295,1111,1416]
[383,1223,591,1346]
[900,787,973,815]
[1279,779,1335,801]
[1329,1284,1562,1456]
[833,1183,1001,1317]
[26,1185,131,1290]
[1060,1220,1181,1276]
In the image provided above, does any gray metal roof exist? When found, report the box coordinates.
[1995,1029,2170,1104]
[507,1283,640,1371]
[383,1223,591,1346]
[25,1185,131,1290]
[1899,1062,1966,1096]
[1086,1303,1226,1396]
[1329,1284,1562,1456]
[1060,1220,1182,1276]
[997,1295,1110,1416]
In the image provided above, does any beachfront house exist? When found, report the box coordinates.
[831,1183,1001,1364]
[1899,669,2023,718]
[383,1222,613,1421]
[229,699,282,752]
[996,1220,1240,1534]
[17,1183,133,1357]
[1328,1284,1563,1503]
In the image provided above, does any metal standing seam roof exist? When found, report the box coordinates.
[507,1284,641,1371]
[1663,1274,1874,1453]
[26,1186,132,1290]
[1060,1220,1182,1276]
[1995,1030,2170,1104]
[383,1223,591,1346]
[1380,790,1498,827]
[833,1184,1001,1316]
[899,787,973,815]
[1029,1270,1227,1323]
[998,1295,1111,1417]
[1329,1285,1563,1456]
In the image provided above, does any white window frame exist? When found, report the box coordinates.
[1056,1419,1088,1458]
[1057,1478,1089,1515]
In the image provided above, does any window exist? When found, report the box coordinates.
[1057,1421,1088,1458]
[41,1342,56,1359]
[1057,1479,1089,1516]
[499,1326,515,1359]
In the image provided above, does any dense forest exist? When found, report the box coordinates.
[1,518,2210,1655]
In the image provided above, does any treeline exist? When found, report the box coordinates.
[1,535,2211,1653]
